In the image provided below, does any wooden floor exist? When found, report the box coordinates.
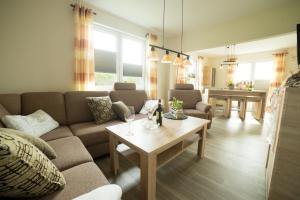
[96,111,268,200]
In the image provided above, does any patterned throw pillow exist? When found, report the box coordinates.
[0,129,66,198]
[86,96,116,124]
[0,128,57,159]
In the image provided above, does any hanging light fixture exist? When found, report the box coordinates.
[148,0,191,66]
[220,45,238,69]
[148,46,159,61]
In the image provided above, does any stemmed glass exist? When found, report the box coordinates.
[125,107,135,136]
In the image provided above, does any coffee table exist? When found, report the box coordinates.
[106,116,210,200]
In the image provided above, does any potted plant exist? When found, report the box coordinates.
[227,80,235,90]
[170,97,184,119]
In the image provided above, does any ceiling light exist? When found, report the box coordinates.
[183,55,192,66]
[161,50,172,63]
[173,53,183,66]
[148,46,159,61]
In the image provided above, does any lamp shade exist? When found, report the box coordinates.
[183,56,192,66]
[148,47,159,61]
[173,54,183,66]
[161,50,172,63]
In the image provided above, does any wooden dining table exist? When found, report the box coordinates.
[206,88,267,121]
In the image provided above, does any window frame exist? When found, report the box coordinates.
[93,23,147,90]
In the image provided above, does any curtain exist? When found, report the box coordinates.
[176,64,186,83]
[266,52,286,107]
[146,33,158,99]
[74,3,95,91]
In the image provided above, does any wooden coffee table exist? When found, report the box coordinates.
[106,116,210,200]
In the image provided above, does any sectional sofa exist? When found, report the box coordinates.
[0,83,148,200]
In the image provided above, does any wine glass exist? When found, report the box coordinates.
[125,107,135,135]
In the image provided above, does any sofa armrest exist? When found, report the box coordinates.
[73,184,122,200]
[196,102,212,113]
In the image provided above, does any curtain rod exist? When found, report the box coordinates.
[70,4,97,15]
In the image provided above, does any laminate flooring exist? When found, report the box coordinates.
[96,112,268,200]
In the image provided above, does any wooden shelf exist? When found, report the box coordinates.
[116,133,201,169]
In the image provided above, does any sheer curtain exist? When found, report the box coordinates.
[73,3,95,91]
[176,64,186,83]
[266,52,286,108]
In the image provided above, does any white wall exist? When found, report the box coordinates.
[166,1,300,52]
[0,0,157,94]
[206,47,298,89]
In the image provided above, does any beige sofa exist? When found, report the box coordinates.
[0,83,148,200]
[169,84,213,129]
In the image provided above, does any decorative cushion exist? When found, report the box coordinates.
[112,101,131,121]
[1,109,59,137]
[139,100,159,115]
[86,96,116,124]
[0,128,56,159]
[0,129,66,198]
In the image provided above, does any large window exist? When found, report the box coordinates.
[234,63,252,83]
[93,25,146,90]
[254,61,274,80]
[185,59,197,87]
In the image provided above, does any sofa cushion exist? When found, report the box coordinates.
[86,96,116,124]
[40,126,73,142]
[64,91,110,125]
[47,136,93,171]
[0,94,21,114]
[0,104,10,127]
[175,83,194,90]
[169,90,202,109]
[0,130,66,198]
[36,162,109,200]
[21,92,67,125]
[74,184,122,200]
[70,120,123,147]
[114,82,136,90]
[110,90,148,113]
[183,109,209,119]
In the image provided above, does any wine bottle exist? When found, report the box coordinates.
[156,99,163,126]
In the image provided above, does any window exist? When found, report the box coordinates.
[185,59,197,87]
[93,25,146,90]
[234,63,252,83]
[254,61,274,80]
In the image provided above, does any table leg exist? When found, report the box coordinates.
[239,98,247,121]
[198,124,207,158]
[109,134,119,175]
[140,153,157,200]
[224,97,232,118]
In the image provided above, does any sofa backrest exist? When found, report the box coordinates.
[21,92,67,125]
[110,83,148,113]
[64,91,109,124]
[0,94,21,115]
[169,86,202,109]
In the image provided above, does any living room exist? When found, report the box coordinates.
[0,0,300,200]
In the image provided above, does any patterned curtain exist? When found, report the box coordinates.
[146,33,158,99]
[266,52,286,107]
[74,3,95,91]
[176,64,186,83]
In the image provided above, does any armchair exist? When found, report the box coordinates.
[169,84,213,129]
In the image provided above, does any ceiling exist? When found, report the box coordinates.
[87,0,294,36]
[195,33,297,56]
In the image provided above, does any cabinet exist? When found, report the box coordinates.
[265,87,300,199]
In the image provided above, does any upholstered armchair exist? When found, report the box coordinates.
[169,84,213,129]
